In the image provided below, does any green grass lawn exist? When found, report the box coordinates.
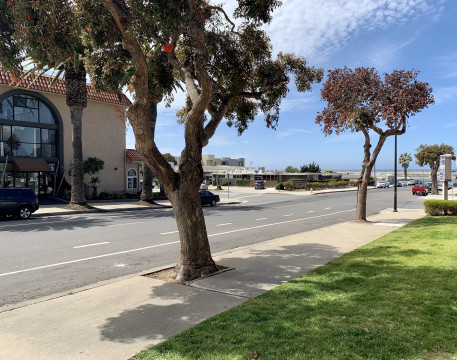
[136,217,457,360]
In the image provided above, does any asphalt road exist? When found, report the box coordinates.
[0,187,425,308]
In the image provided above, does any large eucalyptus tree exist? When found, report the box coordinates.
[77,0,323,281]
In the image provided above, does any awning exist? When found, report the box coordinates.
[12,158,52,172]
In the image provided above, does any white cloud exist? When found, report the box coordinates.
[324,132,364,143]
[206,135,237,147]
[257,0,442,64]
[435,52,457,79]
[276,128,313,138]
[279,97,317,112]
[434,86,457,104]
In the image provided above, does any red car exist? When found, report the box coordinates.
[412,184,428,196]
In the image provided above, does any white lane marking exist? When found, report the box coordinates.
[73,242,109,249]
[208,209,354,238]
[307,210,315,213]
[108,221,144,227]
[256,218,267,221]
[216,223,232,227]
[234,194,263,199]
[284,214,294,217]
[325,207,331,210]
[160,230,179,235]
[0,241,180,278]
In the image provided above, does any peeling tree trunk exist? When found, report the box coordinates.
[168,185,217,282]
[139,100,158,204]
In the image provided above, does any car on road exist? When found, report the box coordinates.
[0,188,39,219]
[376,181,388,188]
[199,190,220,206]
[412,184,428,196]
[200,183,208,190]
[254,181,265,189]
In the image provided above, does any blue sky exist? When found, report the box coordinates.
[125,0,457,171]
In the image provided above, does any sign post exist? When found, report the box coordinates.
[226,172,230,199]
[440,154,452,200]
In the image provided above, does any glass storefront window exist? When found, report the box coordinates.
[13,143,40,157]
[41,144,56,158]
[0,98,13,120]
[41,129,56,144]
[13,126,40,143]
[39,102,55,124]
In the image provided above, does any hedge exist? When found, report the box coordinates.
[235,179,251,186]
[424,200,457,216]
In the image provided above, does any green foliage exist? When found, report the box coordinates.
[323,169,335,173]
[83,157,105,176]
[284,166,299,173]
[300,162,321,173]
[275,182,284,190]
[220,181,232,186]
[415,144,455,168]
[235,179,250,186]
[424,200,457,216]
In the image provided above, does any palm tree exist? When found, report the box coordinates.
[398,152,412,180]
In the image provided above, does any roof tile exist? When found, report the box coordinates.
[0,67,131,106]
[126,149,143,162]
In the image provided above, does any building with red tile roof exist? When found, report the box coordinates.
[0,67,138,197]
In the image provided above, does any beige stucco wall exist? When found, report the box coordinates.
[0,85,127,194]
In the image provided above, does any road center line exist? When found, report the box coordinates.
[73,242,109,249]
[307,210,315,213]
[216,223,232,227]
[256,218,267,221]
[284,214,294,217]
[208,209,354,238]
[160,230,179,235]
[0,241,180,278]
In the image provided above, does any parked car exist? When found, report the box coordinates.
[425,182,432,192]
[437,181,453,191]
[254,181,265,189]
[200,183,208,190]
[199,190,220,206]
[376,181,388,188]
[396,182,403,187]
[412,184,428,196]
[0,188,39,219]
[407,179,416,186]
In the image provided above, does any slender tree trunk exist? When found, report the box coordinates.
[403,165,408,181]
[431,165,439,194]
[69,106,86,205]
[139,100,158,204]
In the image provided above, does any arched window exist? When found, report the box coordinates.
[0,94,58,159]
[127,168,138,189]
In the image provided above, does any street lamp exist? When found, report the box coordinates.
[394,135,398,212]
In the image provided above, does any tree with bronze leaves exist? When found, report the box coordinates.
[316,67,434,221]
[0,0,90,206]
[79,0,323,281]
[415,144,455,195]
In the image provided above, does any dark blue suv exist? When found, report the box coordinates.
[0,188,39,219]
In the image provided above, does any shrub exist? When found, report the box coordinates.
[221,181,232,186]
[275,182,285,190]
[424,200,457,216]
[212,181,217,186]
[235,179,251,186]
[283,180,294,190]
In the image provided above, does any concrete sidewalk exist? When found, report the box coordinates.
[0,207,426,360]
